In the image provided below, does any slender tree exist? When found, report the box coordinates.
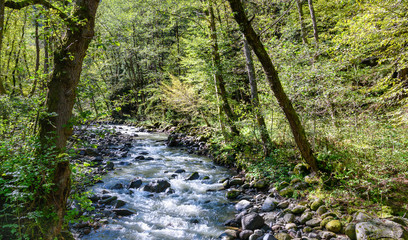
[209,0,240,138]
[243,35,271,155]
[29,14,40,96]
[227,0,318,173]
[307,0,318,48]
[296,0,308,45]
[0,0,6,94]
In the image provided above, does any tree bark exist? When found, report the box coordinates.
[209,0,240,138]
[36,0,100,238]
[307,0,318,48]
[29,16,40,96]
[0,0,6,95]
[243,35,271,156]
[296,0,308,45]
[228,0,318,173]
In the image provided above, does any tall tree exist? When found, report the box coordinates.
[243,35,271,155]
[296,0,308,45]
[227,0,318,173]
[5,0,100,238]
[0,0,6,94]
[209,0,240,138]
[307,0,318,48]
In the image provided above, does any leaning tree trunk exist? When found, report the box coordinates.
[243,35,272,156]
[209,0,240,138]
[228,0,318,173]
[37,0,100,238]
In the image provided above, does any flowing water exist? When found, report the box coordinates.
[81,125,235,240]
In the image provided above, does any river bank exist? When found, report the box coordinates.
[67,122,408,240]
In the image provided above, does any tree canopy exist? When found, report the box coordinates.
[1,0,408,238]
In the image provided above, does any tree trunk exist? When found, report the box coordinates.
[37,0,100,238]
[209,0,240,138]
[30,16,40,96]
[296,0,308,45]
[307,0,318,48]
[243,35,271,156]
[0,0,6,95]
[228,0,318,173]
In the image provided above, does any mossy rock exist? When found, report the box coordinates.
[291,205,307,214]
[320,216,334,228]
[226,189,241,199]
[279,187,294,197]
[293,163,310,176]
[290,178,301,185]
[303,226,313,233]
[326,220,342,233]
[229,178,244,186]
[253,179,268,189]
[311,198,324,211]
[345,223,357,240]
[277,181,289,190]
[274,232,293,240]
[304,174,320,185]
[316,205,328,215]
[321,212,338,219]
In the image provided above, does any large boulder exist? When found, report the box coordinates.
[143,179,171,193]
[356,218,408,240]
[242,213,265,230]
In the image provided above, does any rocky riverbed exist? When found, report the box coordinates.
[68,123,408,240]
[68,124,235,239]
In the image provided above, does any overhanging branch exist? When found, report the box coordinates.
[5,0,71,24]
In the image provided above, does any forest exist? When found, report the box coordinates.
[0,0,408,239]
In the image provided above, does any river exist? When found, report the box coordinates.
[80,125,235,240]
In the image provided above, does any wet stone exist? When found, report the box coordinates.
[186,172,200,180]
[115,200,126,208]
[112,209,134,216]
[128,179,142,189]
[226,189,241,199]
[229,178,244,186]
[99,196,117,205]
[111,183,124,190]
[143,179,171,193]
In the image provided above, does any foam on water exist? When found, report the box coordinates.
[80,125,234,240]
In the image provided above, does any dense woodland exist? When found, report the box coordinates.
[0,0,408,239]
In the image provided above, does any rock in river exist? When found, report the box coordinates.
[143,179,171,193]
[128,179,142,189]
[112,209,134,216]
